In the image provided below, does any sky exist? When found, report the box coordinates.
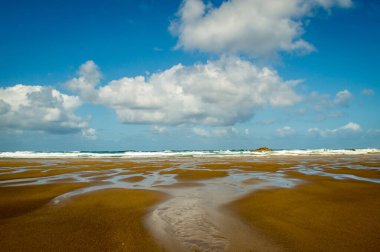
[0,0,379,151]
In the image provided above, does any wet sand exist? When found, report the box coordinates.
[228,177,380,251]
[160,168,228,180]
[0,155,379,251]
[0,187,166,251]
[0,183,89,219]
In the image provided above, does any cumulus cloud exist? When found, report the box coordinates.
[66,60,101,101]
[361,88,374,96]
[171,0,352,56]
[0,100,11,115]
[82,128,97,139]
[68,58,302,126]
[308,122,361,137]
[192,127,239,137]
[341,122,361,131]
[333,89,352,106]
[310,89,352,111]
[275,126,296,137]
[0,84,95,137]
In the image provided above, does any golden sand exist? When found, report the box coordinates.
[238,162,295,172]
[0,188,166,252]
[0,168,73,180]
[228,174,380,252]
[122,175,146,182]
[325,167,380,179]
[161,168,228,181]
[352,162,380,168]
[0,159,172,181]
[1,157,379,251]
[200,161,296,172]
[0,160,44,168]
[130,166,172,174]
[53,159,140,168]
[0,183,89,220]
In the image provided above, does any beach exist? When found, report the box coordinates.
[0,151,379,251]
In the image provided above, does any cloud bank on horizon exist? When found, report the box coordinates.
[0,0,378,150]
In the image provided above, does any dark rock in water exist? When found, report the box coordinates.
[251,147,272,152]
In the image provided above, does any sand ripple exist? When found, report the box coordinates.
[151,196,228,251]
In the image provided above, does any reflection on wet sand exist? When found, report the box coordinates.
[0,155,379,251]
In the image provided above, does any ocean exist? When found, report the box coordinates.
[0,148,379,158]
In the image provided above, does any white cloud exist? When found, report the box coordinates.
[66,60,101,101]
[276,126,296,137]
[0,84,94,137]
[69,58,302,126]
[307,122,361,137]
[310,89,352,111]
[0,100,11,115]
[171,0,352,57]
[151,125,167,134]
[192,127,239,137]
[334,89,352,106]
[310,92,331,111]
[341,122,361,131]
[361,88,374,96]
[192,127,211,137]
[82,128,97,140]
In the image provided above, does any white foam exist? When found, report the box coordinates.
[0,148,379,158]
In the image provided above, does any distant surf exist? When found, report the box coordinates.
[0,148,379,158]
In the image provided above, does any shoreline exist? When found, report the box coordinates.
[0,148,379,159]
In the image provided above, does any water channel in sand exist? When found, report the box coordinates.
[47,168,299,251]
[1,156,379,251]
[147,178,291,251]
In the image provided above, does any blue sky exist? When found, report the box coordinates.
[0,0,379,151]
